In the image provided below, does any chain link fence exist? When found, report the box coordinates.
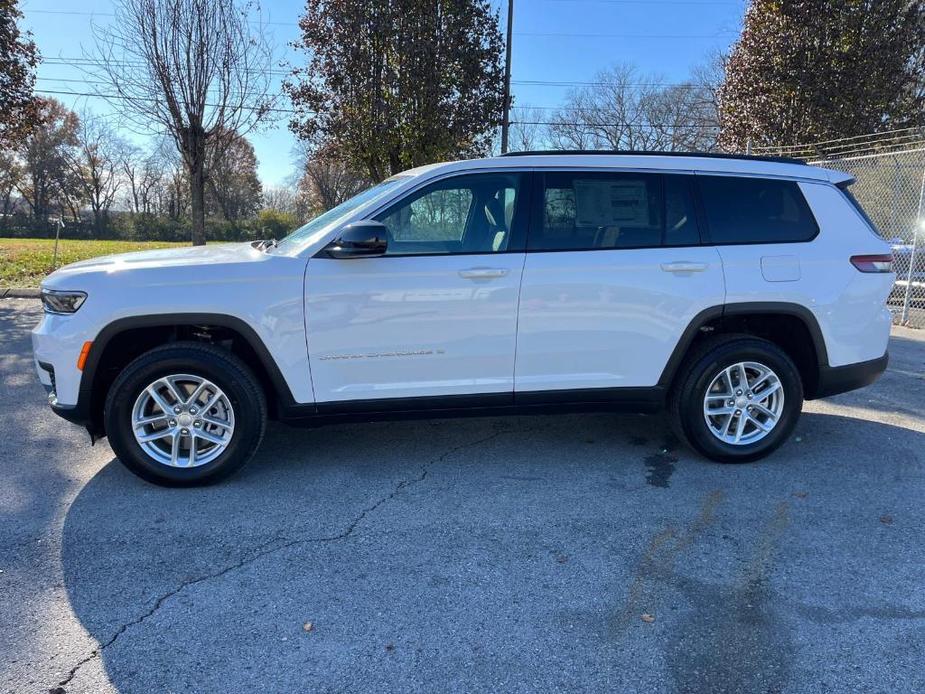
[808,146,925,327]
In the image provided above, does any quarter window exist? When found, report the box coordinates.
[529,172,700,251]
[697,175,819,244]
[375,173,522,255]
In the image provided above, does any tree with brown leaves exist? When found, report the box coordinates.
[14,98,80,223]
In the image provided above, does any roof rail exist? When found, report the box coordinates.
[498,149,807,166]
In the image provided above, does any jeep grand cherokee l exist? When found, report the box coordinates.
[32,152,894,485]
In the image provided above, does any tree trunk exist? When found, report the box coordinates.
[1,185,13,218]
[185,127,207,246]
[190,163,206,245]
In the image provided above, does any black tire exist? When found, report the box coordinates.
[668,334,803,463]
[104,342,267,486]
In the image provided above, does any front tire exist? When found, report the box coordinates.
[104,342,267,486]
[669,335,803,463]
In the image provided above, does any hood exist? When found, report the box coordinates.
[42,242,264,288]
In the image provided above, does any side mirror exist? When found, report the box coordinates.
[323,221,388,259]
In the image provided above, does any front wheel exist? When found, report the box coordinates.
[669,336,804,463]
[104,342,267,486]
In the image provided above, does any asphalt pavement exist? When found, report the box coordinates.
[1,298,924,694]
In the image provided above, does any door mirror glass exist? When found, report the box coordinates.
[322,221,389,258]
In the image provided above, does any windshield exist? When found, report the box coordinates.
[273,177,409,253]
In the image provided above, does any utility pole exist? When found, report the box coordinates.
[500,0,514,154]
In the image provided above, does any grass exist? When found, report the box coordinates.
[0,237,190,289]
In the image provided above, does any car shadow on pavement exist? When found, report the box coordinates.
[55,410,925,693]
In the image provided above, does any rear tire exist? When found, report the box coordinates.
[104,342,267,486]
[669,335,803,463]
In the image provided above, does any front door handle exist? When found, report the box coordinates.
[459,267,509,280]
[661,261,707,273]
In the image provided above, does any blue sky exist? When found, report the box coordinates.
[21,0,746,187]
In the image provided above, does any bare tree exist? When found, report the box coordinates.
[262,185,298,214]
[121,143,164,215]
[0,148,22,218]
[507,107,546,152]
[299,158,369,213]
[89,0,276,244]
[66,113,125,231]
[547,64,719,152]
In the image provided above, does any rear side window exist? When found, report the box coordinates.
[697,175,819,244]
[838,182,881,237]
[528,171,700,251]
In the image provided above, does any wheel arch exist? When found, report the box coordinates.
[658,302,829,398]
[80,313,296,436]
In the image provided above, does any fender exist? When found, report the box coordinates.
[71,313,299,433]
[656,301,829,388]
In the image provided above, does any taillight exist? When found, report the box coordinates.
[850,254,893,273]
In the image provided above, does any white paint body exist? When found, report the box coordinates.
[33,154,893,410]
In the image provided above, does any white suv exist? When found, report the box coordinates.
[32,152,894,486]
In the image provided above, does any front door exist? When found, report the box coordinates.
[306,171,529,404]
[515,170,726,394]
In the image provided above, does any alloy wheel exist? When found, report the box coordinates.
[131,374,235,468]
[702,361,784,446]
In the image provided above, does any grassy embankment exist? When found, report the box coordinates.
[0,238,191,288]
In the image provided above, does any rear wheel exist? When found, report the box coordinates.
[670,335,803,463]
[104,342,266,486]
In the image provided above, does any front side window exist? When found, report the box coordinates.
[375,173,523,255]
[697,175,819,244]
[528,171,700,251]
[274,177,408,253]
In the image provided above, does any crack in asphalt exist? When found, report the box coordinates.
[52,426,515,691]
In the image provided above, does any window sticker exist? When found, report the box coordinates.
[573,179,649,227]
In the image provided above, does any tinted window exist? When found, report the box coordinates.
[698,176,818,244]
[529,172,699,251]
[375,173,522,255]
[838,183,880,236]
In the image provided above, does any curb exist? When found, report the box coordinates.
[1,288,41,298]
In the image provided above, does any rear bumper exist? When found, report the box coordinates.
[812,353,888,399]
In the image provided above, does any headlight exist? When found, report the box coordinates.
[41,289,87,314]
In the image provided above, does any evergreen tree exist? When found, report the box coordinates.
[286,0,505,180]
[719,0,925,151]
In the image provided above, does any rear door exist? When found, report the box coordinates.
[305,171,530,404]
[514,169,725,394]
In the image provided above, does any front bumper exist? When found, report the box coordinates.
[813,352,888,399]
[32,312,96,430]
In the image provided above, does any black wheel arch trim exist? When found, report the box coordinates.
[72,313,298,434]
[657,301,830,389]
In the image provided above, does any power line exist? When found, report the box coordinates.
[35,87,721,131]
[511,119,718,129]
[22,7,297,27]
[516,31,733,39]
[23,8,735,39]
[36,78,714,116]
[545,0,738,4]
[513,79,704,88]
[34,88,301,114]
[38,59,708,89]
[40,56,293,77]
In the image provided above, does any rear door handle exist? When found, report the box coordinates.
[459,267,509,280]
[661,261,707,273]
